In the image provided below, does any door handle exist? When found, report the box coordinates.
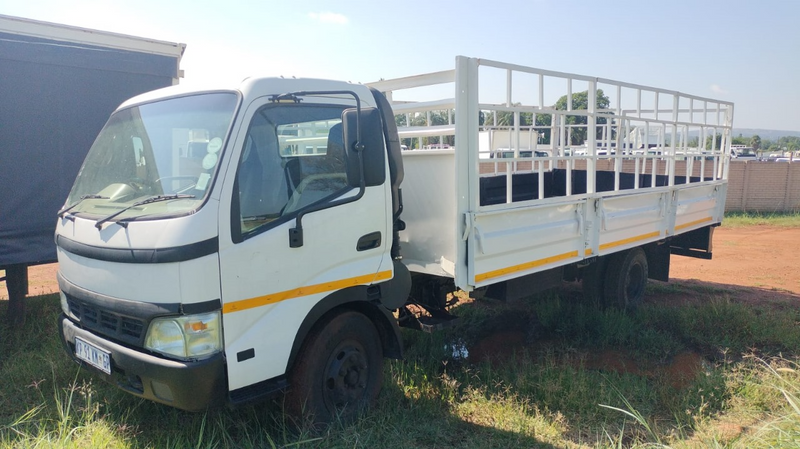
[356,232,382,251]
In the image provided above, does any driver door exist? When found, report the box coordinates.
[217,98,391,392]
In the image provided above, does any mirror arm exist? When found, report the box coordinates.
[289,161,366,248]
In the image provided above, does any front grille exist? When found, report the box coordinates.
[67,296,145,345]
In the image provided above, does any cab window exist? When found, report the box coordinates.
[235,105,350,239]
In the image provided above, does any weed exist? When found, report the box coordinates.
[723,211,800,228]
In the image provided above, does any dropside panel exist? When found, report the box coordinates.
[595,190,667,257]
[468,201,584,288]
[672,183,724,235]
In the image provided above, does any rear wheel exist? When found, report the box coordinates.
[603,248,648,310]
[286,310,383,427]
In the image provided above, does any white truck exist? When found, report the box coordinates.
[56,56,733,423]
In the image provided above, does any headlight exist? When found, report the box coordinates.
[144,311,222,359]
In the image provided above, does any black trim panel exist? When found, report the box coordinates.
[182,299,222,315]
[59,271,179,317]
[229,376,287,406]
[59,272,178,347]
[237,348,255,362]
[56,234,218,264]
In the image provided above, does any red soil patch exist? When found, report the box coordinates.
[468,330,527,365]
[661,351,706,390]
[569,349,705,389]
[666,225,800,304]
[581,349,649,377]
[0,263,60,300]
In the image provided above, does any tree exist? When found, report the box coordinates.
[486,103,533,128]
[705,134,723,151]
[731,134,749,145]
[535,89,611,145]
[777,136,800,153]
[395,110,454,148]
[750,135,761,152]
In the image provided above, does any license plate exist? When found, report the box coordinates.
[75,337,111,375]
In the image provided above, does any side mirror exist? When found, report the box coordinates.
[342,107,386,187]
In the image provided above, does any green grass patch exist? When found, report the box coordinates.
[723,211,800,228]
[3,290,800,448]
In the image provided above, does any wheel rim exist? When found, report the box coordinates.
[323,342,369,412]
[625,262,645,302]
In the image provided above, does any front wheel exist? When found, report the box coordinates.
[286,310,383,426]
[603,247,648,310]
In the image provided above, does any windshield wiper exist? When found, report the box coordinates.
[58,194,110,218]
[94,194,195,229]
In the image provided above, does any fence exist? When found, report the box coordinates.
[726,161,800,212]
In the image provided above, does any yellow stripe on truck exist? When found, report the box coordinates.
[675,216,713,231]
[476,230,664,284]
[222,270,393,314]
[475,250,579,283]
[598,231,660,251]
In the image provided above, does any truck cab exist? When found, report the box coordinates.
[57,78,408,421]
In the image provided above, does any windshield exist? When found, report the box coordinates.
[66,92,239,221]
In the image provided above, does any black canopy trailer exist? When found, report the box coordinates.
[0,15,184,323]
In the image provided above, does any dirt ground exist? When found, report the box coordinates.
[0,263,60,300]
[2,225,799,302]
[665,225,800,306]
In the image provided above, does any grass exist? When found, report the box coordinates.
[722,211,800,228]
[3,290,800,448]
[3,214,800,447]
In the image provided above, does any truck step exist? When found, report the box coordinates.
[399,305,459,333]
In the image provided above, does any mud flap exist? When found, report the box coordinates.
[670,226,714,260]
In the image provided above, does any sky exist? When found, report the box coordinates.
[3,0,799,132]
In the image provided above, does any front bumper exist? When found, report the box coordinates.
[60,315,226,412]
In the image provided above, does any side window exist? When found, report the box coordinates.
[236,105,350,238]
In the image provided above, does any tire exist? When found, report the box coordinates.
[286,310,383,427]
[603,248,648,310]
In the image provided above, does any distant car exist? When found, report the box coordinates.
[731,146,758,160]
[775,158,792,162]
[493,149,551,158]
